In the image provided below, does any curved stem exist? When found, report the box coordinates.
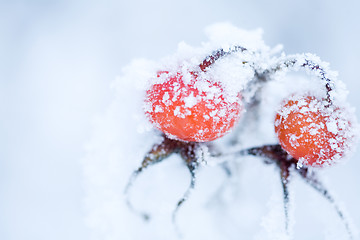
[124,137,177,220]
[280,162,291,236]
[297,168,354,239]
[124,167,152,220]
[266,54,335,105]
[172,142,203,236]
[199,45,247,71]
[172,167,197,237]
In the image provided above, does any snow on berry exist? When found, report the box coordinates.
[145,70,243,142]
[274,93,357,167]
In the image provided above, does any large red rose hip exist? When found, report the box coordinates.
[145,70,243,142]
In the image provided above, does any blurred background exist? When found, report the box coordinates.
[1,0,359,239]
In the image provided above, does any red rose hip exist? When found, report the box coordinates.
[274,94,355,167]
[145,70,243,142]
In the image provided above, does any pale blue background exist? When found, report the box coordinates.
[1,0,360,239]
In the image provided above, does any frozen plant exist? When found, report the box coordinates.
[124,23,358,239]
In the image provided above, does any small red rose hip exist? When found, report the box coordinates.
[274,94,356,167]
[145,70,243,142]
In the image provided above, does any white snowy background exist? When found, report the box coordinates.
[1,0,360,239]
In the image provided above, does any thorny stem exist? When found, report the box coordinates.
[200,47,335,107]
[265,56,334,105]
[199,45,247,71]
